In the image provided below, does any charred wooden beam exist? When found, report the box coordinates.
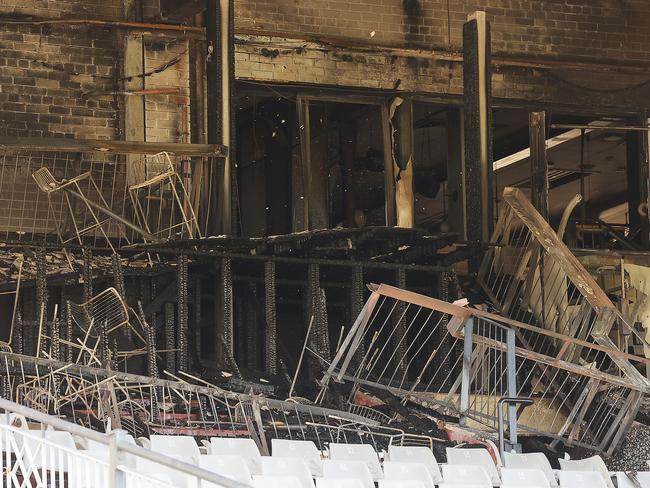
[0,136,227,157]
[529,111,549,221]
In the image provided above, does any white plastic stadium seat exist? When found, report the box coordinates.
[501,468,550,488]
[503,451,557,487]
[210,437,262,474]
[558,455,614,488]
[253,475,303,488]
[559,470,607,488]
[329,443,383,480]
[150,435,201,463]
[198,454,252,485]
[379,481,426,488]
[261,457,314,488]
[388,445,442,483]
[441,465,492,487]
[316,479,365,488]
[383,461,435,488]
[272,438,323,476]
[136,454,194,488]
[446,448,500,484]
[322,459,375,488]
[616,471,650,488]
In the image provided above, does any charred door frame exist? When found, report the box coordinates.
[295,93,397,231]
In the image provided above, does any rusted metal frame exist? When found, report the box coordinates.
[566,377,600,442]
[320,291,380,386]
[469,308,650,368]
[503,187,614,311]
[455,321,643,392]
[593,333,650,390]
[371,283,474,319]
[604,390,643,455]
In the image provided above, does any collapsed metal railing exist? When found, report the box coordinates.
[477,188,642,360]
[0,350,444,455]
[319,283,650,454]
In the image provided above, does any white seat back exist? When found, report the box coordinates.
[261,457,314,488]
[316,479,365,488]
[446,448,500,484]
[329,443,382,480]
[379,481,426,488]
[616,472,650,488]
[558,456,613,488]
[136,454,194,488]
[45,431,77,450]
[198,454,252,486]
[272,438,323,476]
[503,452,557,486]
[501,468,549,488]
[441,464,492,487]
[210,437,262,474]
[559,470,607,488]
[388,445,442,482]
[253,475,303,488]
[383,461,435,488]
[150,435,200,463]
[323,459,375,488]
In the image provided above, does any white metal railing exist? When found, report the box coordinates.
[0,397,251,488]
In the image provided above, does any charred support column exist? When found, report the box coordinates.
[217,257,239,374]
[264,261,277,374]
[307,263,330,376]
[82,248,93,302]
[446,109,467,238]
[351,265,365,366]
[463,11,493,258]
[245,285,258,370]
[164,302,175,373]
[193,277,202,367]
[626,114,650,246]
[35,248,48,354]
[392,267,408,375]
[530,112,549,221]
[176,253,189,371]
[206,0,235,235]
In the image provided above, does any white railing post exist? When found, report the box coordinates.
[109,429,129,488]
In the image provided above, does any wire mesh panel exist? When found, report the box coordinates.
[320,283,650,454]
[0,146,204,247]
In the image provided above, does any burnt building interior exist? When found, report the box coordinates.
[3,0,650,483]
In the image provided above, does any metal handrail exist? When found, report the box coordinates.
[0,396,252,488]
[497,396,534,459]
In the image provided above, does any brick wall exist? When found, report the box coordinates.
[236,0,650,63]
[234,0,650,111]
[144,39,191,143]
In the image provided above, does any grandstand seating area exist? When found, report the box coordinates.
[2,405,650,488]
